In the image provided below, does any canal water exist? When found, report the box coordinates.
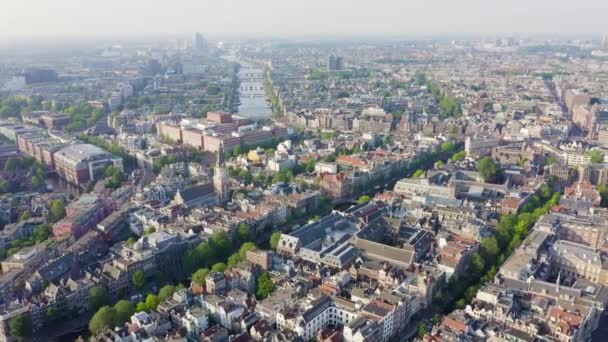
[237,63,272,119]
[223,53,272,119]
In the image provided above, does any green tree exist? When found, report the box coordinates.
[441,142,456,153]
[9,314,31,341]
[132,270,146,291]
[357,195,371,205]
[470,253,486,277]
[89,286,110,311]
[418,322,428,339]
[256,272,275,300]
[113,300,135,325]
[31,175,44,188]
[211,231,230,260]
[270,231,281,251]
[237,223,251,242]
[144,294,160,310]
[211,262,227,273]
[105,165,116,178]
[412,169,425,178]
[478,157,498,182]
[589,150,604,163]
[480,237,499,263]
[158,285,176,302]
[227,253,241,268]
[19,211,31,221]
[89,306,116,334]
[192,268,210,286]
[135,302,148,312]
[545,156,557,165]
[238,242,257,259]
[452,151,466,161]
[304,159,316,173]
[49,200,66,222]
[126,237,137,247]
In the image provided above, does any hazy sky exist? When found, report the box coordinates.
[1,0,607,39]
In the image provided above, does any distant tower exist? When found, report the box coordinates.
[602,34,608,49]
[194,32,207,52]
[327,55,337,71]
[213,145,229,204]
[335,56,344,70]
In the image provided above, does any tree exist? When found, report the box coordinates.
[105,165,117,178]
[126,237,137,247]
[454,298,467,309]
[211,262,227,273]
[31,175,44,188]
[4,159,17,173]
[357,195,371,205]
[89,306,115,334]
[192,268,210,286]
[49,200,66,222]
[132,270,146,291]
[441,142,456,153]
[9,315,31,341]
[19,211,31,221]
[412,169,425,178]
[135,302,148,312]
[144,294,160,310]
[478,157,498,182]
[470,253,486,277]
[211,231,230,260]
[589,150,604,163]
[227,253,241,268]
[418,322,428,339]
[256,272,275,300]
[270,232,281,251]
[89,286,110,311]
[452,151,466,161]
[239,242,257,257]
[237,223,251,242]
[480,237,499,263]
[158,285,176,302]
[113,300,135,325]
[304,159,316,173]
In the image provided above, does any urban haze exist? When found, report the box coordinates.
[0,1,608,342]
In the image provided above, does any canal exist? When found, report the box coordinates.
[223,53,272,119]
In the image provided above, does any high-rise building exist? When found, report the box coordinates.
[327,55,344,71]
[193,32,207,52]
[602,34,608,49]
[336,56,344,70]
[23,69,58,84]
[327,55,336,71]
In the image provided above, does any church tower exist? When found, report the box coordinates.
[213,144,229,204]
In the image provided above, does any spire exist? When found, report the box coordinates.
[216,142,225,166]
[556,271,561,292]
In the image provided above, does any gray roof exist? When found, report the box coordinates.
[176,183,214,202]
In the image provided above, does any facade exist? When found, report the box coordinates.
[54,144,123,185]
[52,194,114,239]
[319,172,352,201]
